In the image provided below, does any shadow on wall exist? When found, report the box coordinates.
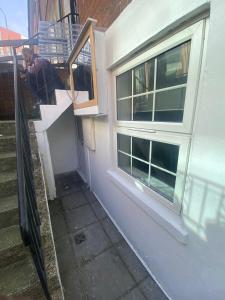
[183,173,225,245]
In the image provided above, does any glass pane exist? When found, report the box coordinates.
[118,152,131,174]
[152,141,179,173]
[154,87,186,122]
[156,41,191,89]
[117,134,131,154]
[133,60,154,94]
[73,38,94,100]
[117,98,132,120]
[150,167,176,202]
[132,137,150,162]
[132,158,149,185]
[116,71,132,99]
[133,94,153,121]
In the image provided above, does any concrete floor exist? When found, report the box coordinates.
[49,172,168,300]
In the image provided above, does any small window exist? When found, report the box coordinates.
[117,133,180,202]
[117,41,191,124]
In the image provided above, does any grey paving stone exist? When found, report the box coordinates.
[102,217,123,244]
[61,192,88,210]
[80,248,135,300]
[48,198,62,216]
[91,200,107,220]
[139,276,168,300]
[61,269,86,300]
[65,204,98,231]
[55,235,77,272]
[83,189,97,203]
[71,222,111,266]
[116,240,148,283]
[50,211,67,239]
[121,287,146,300]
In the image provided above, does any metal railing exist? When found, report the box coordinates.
[13,47,51,300]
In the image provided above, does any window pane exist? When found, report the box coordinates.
[132,137,150,161]
[116,71,132,98]
[133,94,153,121]
[117,98,132,120]
[150,167,176,202]
[156,41,191,89]
[132,158,149,185]
[117,134,131,154]
[154,87,186,122]
[152,141,179,173]
[133,60,154,94]
[118,152,131,174]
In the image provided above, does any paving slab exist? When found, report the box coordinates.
[65,204,98,231]
[139,276,168,300]
[79,248,135,300]
[120,287,146,300]
[91,200,107,220]
[55,235,77,272]
[116,240,148,283]
[61,192,88,210]
[102,217,124,244]
[61,269,86,300]
[50,211,67,240]
[71,222,111,266]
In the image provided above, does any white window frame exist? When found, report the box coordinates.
[113,20,205,134]
[112,20,206,213]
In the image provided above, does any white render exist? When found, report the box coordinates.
[74,0,225,299]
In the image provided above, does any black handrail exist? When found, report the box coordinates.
[13,47,51,300]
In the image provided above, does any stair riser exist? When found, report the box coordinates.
[0,208,19,230]
[0,156,17,172]
[0,123,15,136]
[0,244,28,268]
[0,179,17,198]
[0,137,16,154]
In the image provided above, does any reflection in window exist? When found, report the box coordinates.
[156,41,191,89]
[133,94,153,121]
[133,60,154,94]
[117,71,132,99]
[73,38,94,100]
[116,41,191,123]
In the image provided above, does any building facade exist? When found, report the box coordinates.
[28,1,225,299]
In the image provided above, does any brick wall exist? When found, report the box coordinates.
[76,0,132,28]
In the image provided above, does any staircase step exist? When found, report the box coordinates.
[0,171,17,198]
[0,195,18,229]
[0,121,15,136]
[0,225,28,268]
[0,258,43,298]
[0,152,17,173]
[0,135,16,154]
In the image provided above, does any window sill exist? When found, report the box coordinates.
[107,169,188,244]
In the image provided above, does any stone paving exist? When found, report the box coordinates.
[48,172,168,300]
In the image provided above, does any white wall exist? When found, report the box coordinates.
[48,106,78,175]
[78,0,225,299]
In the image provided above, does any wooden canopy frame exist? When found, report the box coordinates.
[69,19,98,110]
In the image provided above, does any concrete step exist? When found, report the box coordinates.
[0,152,17,173]
[0,195,18,229]
[0,225,28,268]
[0,257,44,298]
[0,135,16,154]
[0,171,17,198]
[0,121,15,137]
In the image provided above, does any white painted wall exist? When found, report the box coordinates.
[48,106,78,175]
[78,0,225,299]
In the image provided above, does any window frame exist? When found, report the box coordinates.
[113,127,190,212]
[112,20,206,213]
[113,20,205,134]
